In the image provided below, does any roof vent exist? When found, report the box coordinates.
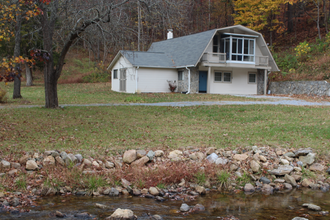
[167,29,173,40]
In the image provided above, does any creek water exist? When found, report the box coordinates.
[1,189,330,219]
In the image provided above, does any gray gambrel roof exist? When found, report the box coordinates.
[108,25,279,71]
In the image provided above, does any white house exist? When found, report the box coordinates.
[107,25,279,95]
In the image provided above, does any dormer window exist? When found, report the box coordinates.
[214,33,257,63]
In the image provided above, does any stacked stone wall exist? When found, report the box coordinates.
[269,81,330,96]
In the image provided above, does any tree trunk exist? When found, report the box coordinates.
[13,2,22,99]
[44,62,59,108]
[287,3,293,33]
[25,62,33,86]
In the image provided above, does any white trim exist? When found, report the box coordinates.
[222,32,259,38]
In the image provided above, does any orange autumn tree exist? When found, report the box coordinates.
[233,0,298,45]
[0,0,47,97]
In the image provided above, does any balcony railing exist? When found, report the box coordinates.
[202,53,269,66]
[202,52,226,63]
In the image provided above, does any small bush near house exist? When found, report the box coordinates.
[82,61,110,83]
[0,87,8,103]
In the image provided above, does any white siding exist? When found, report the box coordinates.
[111,56,135,93]
[138,68,178,93]
[210,68,257,94]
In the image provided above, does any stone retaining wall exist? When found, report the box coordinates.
[269,81,330,96]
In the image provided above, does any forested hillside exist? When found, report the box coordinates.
[1,0,330,107]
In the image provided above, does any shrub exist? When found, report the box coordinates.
[295,41,311,62]
[82,61,110,83]
[194,171,206,185]
[0,87,8,103]
[217,170,231,188]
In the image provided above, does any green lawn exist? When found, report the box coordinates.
[1,104,330,159]
[0,82,264,106]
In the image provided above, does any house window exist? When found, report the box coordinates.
[178,71,184,81]
[249,73,256,83]
[219,36,255,62]
[223,72,231,82]
[214,72,222,81]
[113,69,118,79]
[213,35,219,53]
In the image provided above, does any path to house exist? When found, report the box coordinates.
[1,95,330,109]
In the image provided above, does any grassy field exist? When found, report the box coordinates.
[0,82,265,106]
[1,104,330,159]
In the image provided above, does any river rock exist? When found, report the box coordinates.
[215,157,228,165]
[294,148,312,157]
[250,160,260,173]
[180,203,190,212]
[150,215,163,220]
[233,154,248,161]
[154,150,164,157]
[259,155,267,162]
[284,152,295,158]
[92,161,99,167]
[131,156,149,167]
[75,212,91,218]
[206,147,215,155]
[149,187,159,196]
[261,184,273,194]
[136,150,146,158]
[259,177,271,184]
[206,153,218,163]
[55,156,65,166]
[269,165,293,175]
[95,203,109,209]
[230,164,239,172]
[280,159,290,165]
[147,150,155,160]
[26,160,38,170]
[109,188,120,196]
[168,150,182,159]
[123,150,137,164]
[55,211,65,218]
[75,154,83,163]
[107,208,137,220]
[11,162,20,169]
[189,153,198,160]
[301,178,313,187]
[133,189,141,196]
[195,185,206,195]
[292,217,308,220]
[121,178,131,188]
[244,183,255,192]
[327,167,330,174]
[105,161,115,169]
[302,203,321,211]
[8,169,18,176]
[191,204,205,212]
[196,152,205,160]
[285,174,297,187]
[284,183,293,190]
[19,155,30,165]
[299,153,315,166]
[309,163,325,172]
[223,151,232,157]
[1,160,10,169]
[43,156,55,165]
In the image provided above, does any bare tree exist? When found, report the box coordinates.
[37,0,129,108]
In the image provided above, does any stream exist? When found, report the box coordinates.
[1,189,330,219]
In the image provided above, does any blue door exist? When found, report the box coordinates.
[199,71,207,93]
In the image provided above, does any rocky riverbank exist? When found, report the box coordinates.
[0,145,330,219]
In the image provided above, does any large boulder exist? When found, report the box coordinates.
[123,150,137,164]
